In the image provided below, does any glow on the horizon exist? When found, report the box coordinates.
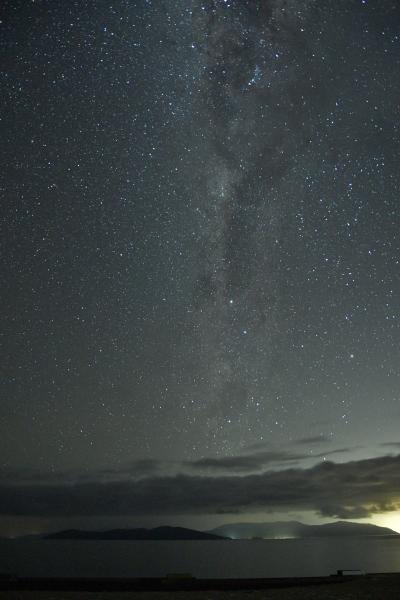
[370,512,400,534]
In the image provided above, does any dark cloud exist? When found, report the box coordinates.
[184,447,355,475]
[185,450,306,473]
[380,442,400,448]
[313,448,356,459]
[1,454,400,520]
[294,435,331,446]
[0,459,168,487]
[118,459,166,478]
[243,440,353,457]
[2,449,356,491]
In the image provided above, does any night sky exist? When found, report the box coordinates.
[2,0,400,536]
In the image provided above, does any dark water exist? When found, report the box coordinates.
[1,536,400,579]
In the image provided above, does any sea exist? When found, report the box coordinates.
[1,536,399,579]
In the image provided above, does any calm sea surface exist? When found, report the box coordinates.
[1,537,400,579]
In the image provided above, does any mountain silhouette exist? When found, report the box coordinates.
[209,520,398,539]
[44,526,226,540]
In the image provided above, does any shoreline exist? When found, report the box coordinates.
[1,572,399,592]
[1,574,400,600]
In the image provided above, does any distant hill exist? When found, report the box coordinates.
[208,520,399,539]
[44,526,226,540]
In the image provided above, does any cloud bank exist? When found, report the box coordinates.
[1,454,400,520]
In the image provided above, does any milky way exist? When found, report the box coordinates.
[182,1,323,440]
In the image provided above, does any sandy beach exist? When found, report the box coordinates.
[1,574,400,600]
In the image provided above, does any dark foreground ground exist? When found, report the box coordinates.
[1,574,400,600]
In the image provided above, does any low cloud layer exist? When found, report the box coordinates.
[185,450,306,472]
[380,442,400,448]
[184,447,353,473]
[294,435,332,446]
[0,446,354,487]
[1,454,400,520]
[244,435,333,453]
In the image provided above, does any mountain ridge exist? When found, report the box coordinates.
[44,525,225,540]
[20,521,399,540]
[208,520,399,539]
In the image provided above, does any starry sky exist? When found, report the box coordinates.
[1,0,400,536]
